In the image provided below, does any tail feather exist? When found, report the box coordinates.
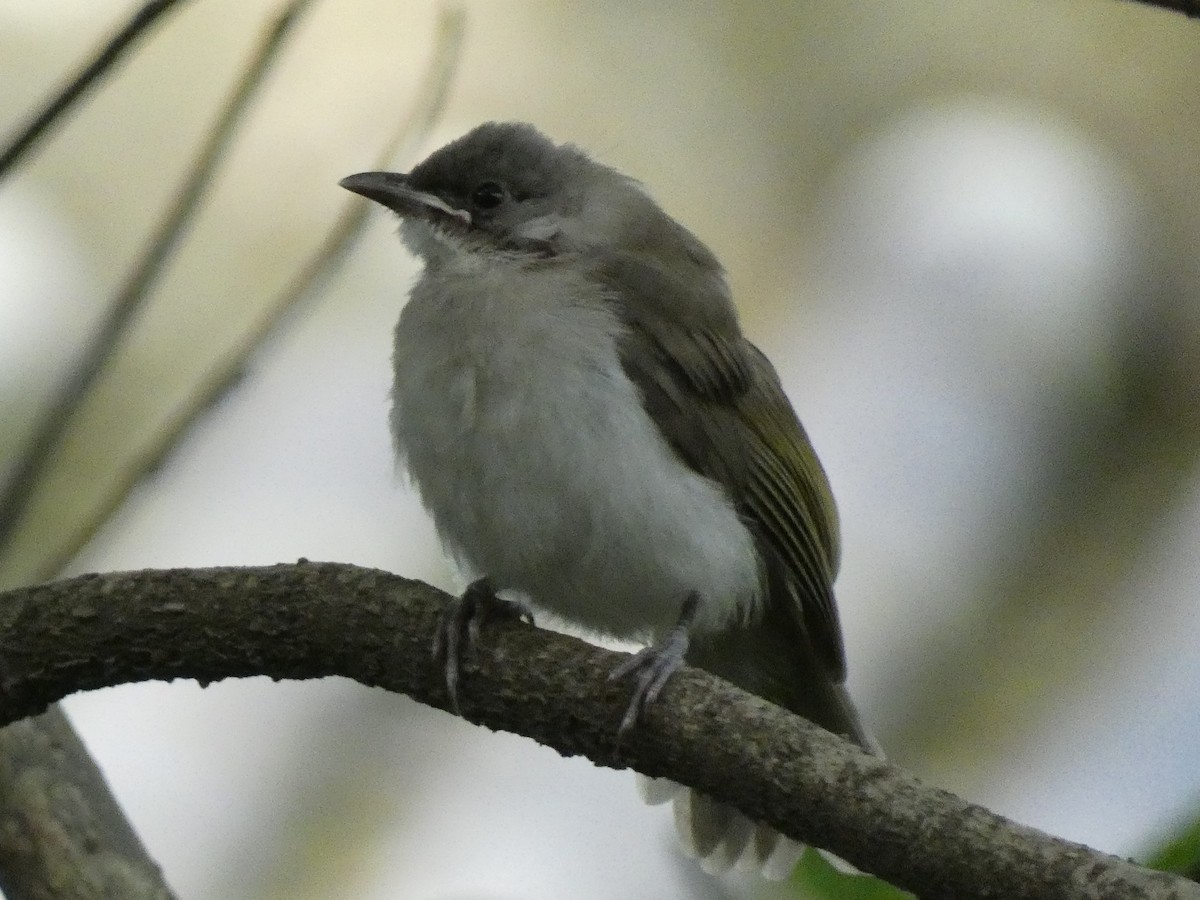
[636,774,684,806]
[638,676,881,879]
[757,831,807,881]
[653,774,867,879]
[646,579,881,879]
[668,790,806,879]
[681,792,753,873]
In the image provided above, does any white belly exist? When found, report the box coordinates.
[390,260,761,640]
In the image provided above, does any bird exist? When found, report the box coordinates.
[340,121,878,878]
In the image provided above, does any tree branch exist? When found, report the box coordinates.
[0,562,1193,900]
[0,706,176,900]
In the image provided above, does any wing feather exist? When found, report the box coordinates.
[590,249,847,679]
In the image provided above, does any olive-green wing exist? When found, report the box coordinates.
[591,251,847,680]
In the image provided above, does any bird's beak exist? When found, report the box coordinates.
[339,171,472,228]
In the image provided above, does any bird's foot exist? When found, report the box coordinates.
[433,577,534,712]
[610,592,699,740]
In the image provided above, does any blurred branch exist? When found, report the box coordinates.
[0,0,318,567]
[0,0,189,179]
[0,8,464,896]
[0,6,319,900]
[18,2,467,586]
[1122,0,1200,18]
[0,707,177,900]
[0,563,1195,900]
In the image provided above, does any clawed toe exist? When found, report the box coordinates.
[611,644,685,737]
[610,593,699,740]
[433,578,534,712]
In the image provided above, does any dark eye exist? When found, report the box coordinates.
[471,181,505,209]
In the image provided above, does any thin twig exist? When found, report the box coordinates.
[0,0,318,566]
[0,0,189,180]
[23,3,467,584]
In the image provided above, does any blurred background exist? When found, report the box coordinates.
[2,0,1200,897]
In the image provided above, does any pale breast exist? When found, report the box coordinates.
[390,259,761,640]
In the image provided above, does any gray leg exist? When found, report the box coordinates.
[609,593,699,739]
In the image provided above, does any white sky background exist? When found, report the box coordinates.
[3,2,1200,898]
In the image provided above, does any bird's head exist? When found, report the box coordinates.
[340,122,715,272]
